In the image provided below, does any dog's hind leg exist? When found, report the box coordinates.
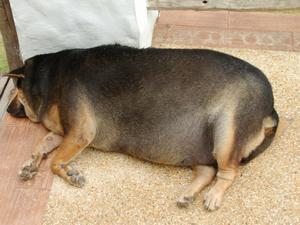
[19,132,63,180]
[204,113,239,211]
[204,167,237,211]
[177,165,216,208]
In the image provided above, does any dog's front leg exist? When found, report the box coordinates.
[50,129,95,187]
[19,132,63,180]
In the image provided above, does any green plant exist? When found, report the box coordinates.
[0,36,9,72]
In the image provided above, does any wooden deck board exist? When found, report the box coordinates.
[0,114,53,225]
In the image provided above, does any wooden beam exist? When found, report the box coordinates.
[0,0,23,71]
[148,0,300,11]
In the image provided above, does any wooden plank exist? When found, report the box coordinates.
[0,0,23,71]
[0,123,52,225]
[0,78,14,120]
[148,0,300,11]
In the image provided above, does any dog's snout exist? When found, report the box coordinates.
[7,96,27,118]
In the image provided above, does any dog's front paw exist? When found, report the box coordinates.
[66,169,85,188]
[203,187,224,211]
[19,159,38,181]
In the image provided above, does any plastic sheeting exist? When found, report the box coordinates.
[10,0,158,60]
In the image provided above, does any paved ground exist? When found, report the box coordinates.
[154,11,300,51]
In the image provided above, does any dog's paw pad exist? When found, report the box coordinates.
[203,188,223,211]
[67,171,85,188]
[177,196,195,208]
[19,160,38,181]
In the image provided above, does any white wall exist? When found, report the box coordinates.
[10,0,158,60]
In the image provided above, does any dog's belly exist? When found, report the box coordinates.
[118,143,215,167]
[89,106,218,167]
[91,124,216,167]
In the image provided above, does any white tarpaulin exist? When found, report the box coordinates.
[10,0,158,60]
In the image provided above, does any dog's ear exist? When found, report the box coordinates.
[1,66,25,78]
[1,73,25,78]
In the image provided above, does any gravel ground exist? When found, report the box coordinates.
[43,47,300,225]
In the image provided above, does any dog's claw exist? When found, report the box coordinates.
[19,159,38,181]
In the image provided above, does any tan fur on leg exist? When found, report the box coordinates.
[50,136,90,187]
[177,165,216,208]
[204,112,238,211]
[49,99,96,187]
[19,132,63,180]
[204,168,237,211]
[50,121,95,187]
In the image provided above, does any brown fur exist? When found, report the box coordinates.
[43,105,64,135]
[50,100,96,187]
[205,111,238,210]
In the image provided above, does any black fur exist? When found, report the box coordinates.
[8,45,278,166]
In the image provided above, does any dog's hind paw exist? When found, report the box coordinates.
[203,188,223,211]
[66,169,85,188]
[19,159,38,181]
[176,196,195,208]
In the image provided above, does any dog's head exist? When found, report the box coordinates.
[5,58,44,122]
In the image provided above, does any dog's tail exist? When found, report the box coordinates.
[241,109,286,164]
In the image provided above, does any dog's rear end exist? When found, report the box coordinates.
[241,109,279,164]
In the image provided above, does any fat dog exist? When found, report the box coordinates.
[5,45,279,210]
